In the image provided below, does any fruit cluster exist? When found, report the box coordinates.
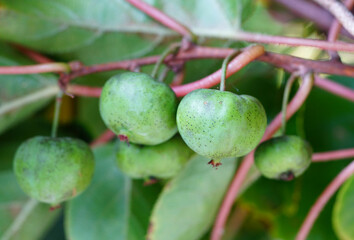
[13,71,313,206]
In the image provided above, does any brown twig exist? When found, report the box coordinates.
[125,0,196,42]
[257,50,354,77]
[296,160,354,240]
[313,148,354,162]
[3,46,354,78]
[211,73,314,240]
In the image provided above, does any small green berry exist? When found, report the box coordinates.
[13,136,95,205]
[176,89,267,164]
[116,136,193,179]
[254,135,312,180]
[99,72,178,145]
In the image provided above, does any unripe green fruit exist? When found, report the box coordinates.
[116,136,193,179]
[13,136,95,205]
[99,72,178,145]
[254,135,312,180]
[176,89,267,163]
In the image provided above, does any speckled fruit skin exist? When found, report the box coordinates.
[99,72,178,145]
[13,136,95,205]
[116,136,193,179]
[176,89,267,161]
[254,135,312,180]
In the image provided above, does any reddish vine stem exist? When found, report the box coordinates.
[2,46,354,77]
[125,0,197,42]
[315,76,354,102]
[273,0,352,38]
[90,130,116,148]
[46,47,354,81]
[296,160,354,240]
[313,148,354,162]
[67,85,102,97]
[328,0,354,41]
[67,74,354,103]
[327,0,354,60]
[211,73,314,240]
[170,65,186,86]
[224,32,354,52]
[313,0,354,36]
[172,46,264,97]
[4,45,354,101]
[14,45,54,63]
[0,63,70,74]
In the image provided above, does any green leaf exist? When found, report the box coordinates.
[242,3,283,34]
[128,181,162,240]
[0,0,257,55]
[333,175,354,240]
[0,171,61,240]
[0,42,58,134]
[148,155,237,240]
[65,144,132,240]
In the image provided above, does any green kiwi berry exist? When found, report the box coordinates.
[13,136,95,205]
[116,136,193,179]
[254,135,312,180]
[99,72,178,145]
[176,89,267,165]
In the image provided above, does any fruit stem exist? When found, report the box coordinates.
[1,198,39,240]
[151,43,181,79]
[220,50,239,91]
[281,73,298,135]
[51,90,64,138]
[157,66,170,82]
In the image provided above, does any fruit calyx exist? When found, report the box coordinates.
[49,204,62,211]
[279,170,295,181]
[118,134,129,145]
[208,159,222,168]
[144,176,158,186]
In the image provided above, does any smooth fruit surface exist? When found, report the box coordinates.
[176,89,267,161]
[254,135,312,180]
[116,136,193,179]
[99,72,178,145]
[14,136,95,205]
